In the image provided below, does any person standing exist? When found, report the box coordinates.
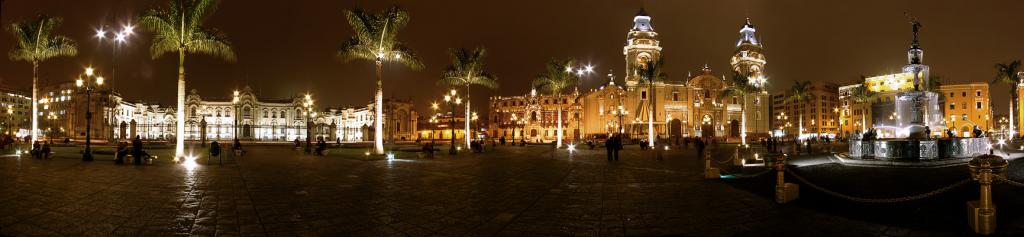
[605,136,615,161]
[696,138,706,160]
[612,135,622,161]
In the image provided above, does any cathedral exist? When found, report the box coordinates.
[491,10,771,143]
[579,10,770,141]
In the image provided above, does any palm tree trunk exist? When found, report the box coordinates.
[175,50,186,158]
[374,60,384,155]
[741,94,747,145]
[465,85,471,149]
[30,62,38,142]
[648,82,655,147]
[556,94,563,148]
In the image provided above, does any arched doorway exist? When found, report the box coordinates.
[530,129,538,138]
[669,119,682,138]
[242,124,252,139]
[729,120,740,137]
[699,114,715,138]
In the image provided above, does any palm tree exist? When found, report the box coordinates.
[8,15,78,143]
[993,60,1021,138]
[849,77,877,133]
[439,48,497,149]
[636,58,666,147]
[786,81,813,139]
[722,71,759,144]
[338,7,423,155]
[533,58,581,148]
[139,0,236,159]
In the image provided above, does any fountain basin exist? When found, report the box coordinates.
[849,138,989,160]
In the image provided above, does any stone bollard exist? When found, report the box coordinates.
[967,154,1009,235]
[704,152,720,179]
[775,154,799,204]
[733,147,744,166]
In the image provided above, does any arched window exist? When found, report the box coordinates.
[190,107,197,117]
[263,109,269,118]
[280,111,286,118]
[243,107,251,117]
[531,111,538,121]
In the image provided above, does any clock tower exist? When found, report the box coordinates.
[729,19,770,137]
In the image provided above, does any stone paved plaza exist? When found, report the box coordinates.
[1,143,1024,236]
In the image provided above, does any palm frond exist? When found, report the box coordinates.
[6,15,77,62]
[139,0,233,62]
[186,29,236,61]
[338,6,421,71]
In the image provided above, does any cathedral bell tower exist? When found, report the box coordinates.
[730,19,770,136]
[623,9,662,87]
[730,18,766,89]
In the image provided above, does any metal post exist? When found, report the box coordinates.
[83,87,93,161]
[775,154,799,203]
[967,154,1008,235]
[449,101,456,155]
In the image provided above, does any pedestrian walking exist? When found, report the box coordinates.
[605,136,615,161]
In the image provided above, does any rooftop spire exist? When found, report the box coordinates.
[737,18,759,46]
[632,8,653,32]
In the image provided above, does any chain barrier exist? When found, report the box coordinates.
[785,169,971,203]
[995,176,1024,188]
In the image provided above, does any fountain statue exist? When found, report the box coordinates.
[849,16,989,161]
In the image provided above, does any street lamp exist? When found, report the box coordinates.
[77,67,104,161]
[302,94,314,153]
[444,90,462,155]
[431,102,439,144]
[567,64,594,142]
[95,24,133,141]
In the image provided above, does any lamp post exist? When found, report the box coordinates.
[302,94,314,153]
[776,112,789,141]
[567,64,594,143]
[444,90,462,155]
[431,102,439,145]
[95,24,133,142]
[77,67,104,161]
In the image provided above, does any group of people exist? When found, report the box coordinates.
[30,140,52,159]
[115,136,149,165]
[604,134,624,161]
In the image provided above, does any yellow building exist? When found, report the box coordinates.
[938,83,992,136]
[487,89,582,143]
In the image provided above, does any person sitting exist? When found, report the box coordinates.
[233,138,246,156]
[422,142,435,158]
[115,141,129,164]
[315,140,327,156]
[293,138,301,150]
[41,141,51,159]
[31,141,40,159]
[63,137,71,144]
[210,141,222,161]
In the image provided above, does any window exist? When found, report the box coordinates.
[263,110,269,118]
[962,92,967,97]
[641,91,647,99]
[950,103,955,110]
[672,92,679,101]
[962,114,968,121]
[243,107,251,117]
[950,115,956,121]
[976,90,982,97]
[976,102,983,109]
[962,103,967,110]
[280,111,285,118]
[950,92,954,98]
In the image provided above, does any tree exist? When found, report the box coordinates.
[722,71,759,144]
[993,60,1021,138]
[533,58,581,148]
[338,6,423,155]
[849,77,877,133]
[8,15,78,143]
[636,57,666,147]
[439,48,497,149]
[786,81,813,139]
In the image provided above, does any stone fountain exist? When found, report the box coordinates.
[848,17,990,161]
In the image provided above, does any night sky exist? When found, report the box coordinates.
[2,0,1024,116]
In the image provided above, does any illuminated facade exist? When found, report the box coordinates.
[937,83,992,136]
[488,89,582,143]
[0,84,31,136]
[491,10,772,142]
[771,81,841,138]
